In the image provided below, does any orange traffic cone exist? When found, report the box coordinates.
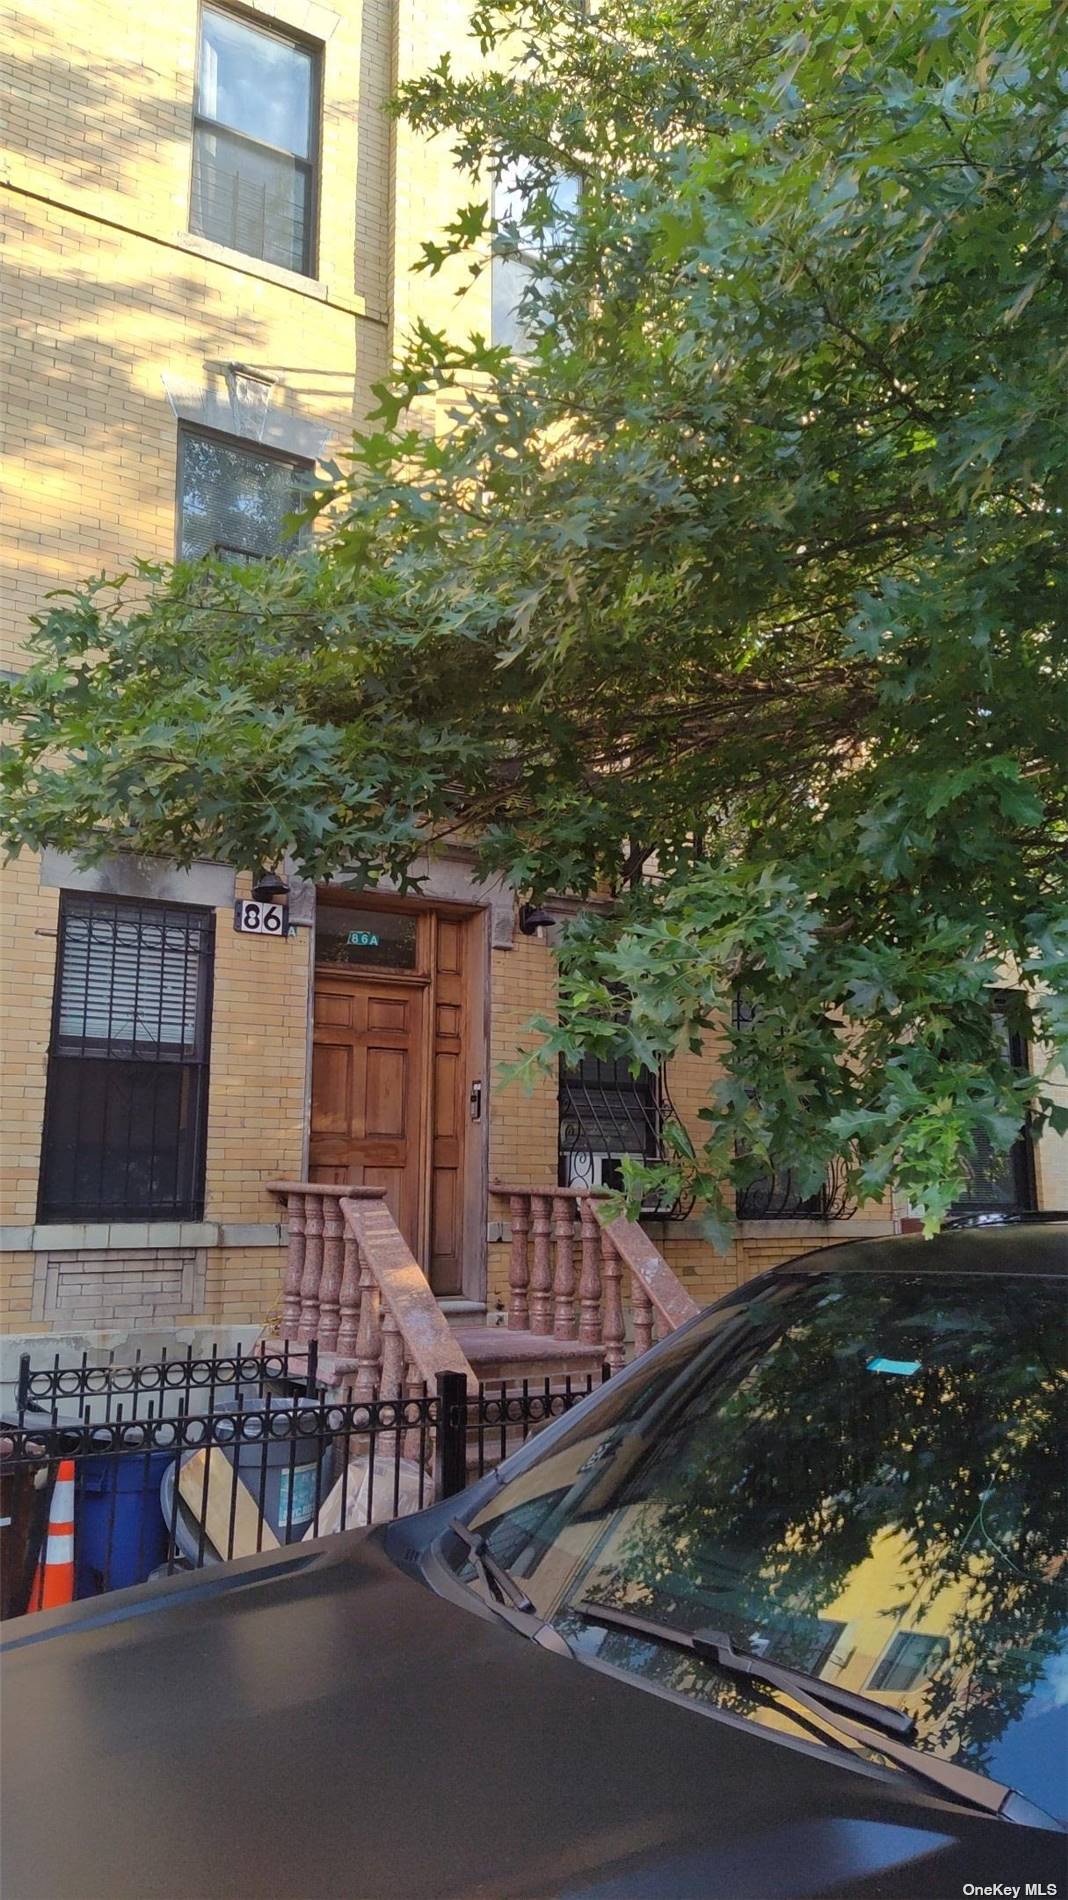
[27,1458,76,1612]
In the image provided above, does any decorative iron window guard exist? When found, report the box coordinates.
[735,1153,854,1221]
[731,995,855,1221]
[558,1056,694,1220]
[949,1003,1036,1215]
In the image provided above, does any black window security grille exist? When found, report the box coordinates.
[950,1002,1036,1214]
[732,996,854,1220]
[558,1056,693,1220]
[177,428,310,563]
[190,6,318,276]
[38,896,214,1222]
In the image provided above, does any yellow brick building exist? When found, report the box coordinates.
[2,0,1065,1352]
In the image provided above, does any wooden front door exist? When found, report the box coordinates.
[309,973,426,1250]
[309,899,479,1296]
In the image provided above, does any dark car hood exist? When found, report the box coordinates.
[1,1533,1063,1900]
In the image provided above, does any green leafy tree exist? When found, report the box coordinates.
[3,0,1067,1233]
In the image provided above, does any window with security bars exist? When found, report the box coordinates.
[177,428,309,562]
[190,7,318,276]
[558,1055,693,1219]
[38,896,215,1222]
[732,996,852,1219]
[950,999,1036,1214]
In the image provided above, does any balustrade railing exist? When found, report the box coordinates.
[267,1182,699,1395]
[266,1185,474,1406]
[491,1187,699,1371]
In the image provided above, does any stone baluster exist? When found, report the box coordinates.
[318,1198,344,1353]
[380,1308,406,1402]
[529,1193,553,1335]
[600,1229,626,1372]
[298,1192,324,1342]
[632,1278,654,1359]
[281,1191,305,1342]
[507,1194,530,1330]
[353,1254,381,1401]
[337,1232,361,1357]
[578,1198,603,1345]
[552,1195,577,1339]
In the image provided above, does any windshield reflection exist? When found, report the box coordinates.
[472,1273,1068,1819]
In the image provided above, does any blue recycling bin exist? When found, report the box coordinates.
[75,1449,173,1598]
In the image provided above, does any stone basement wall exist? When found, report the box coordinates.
[31,1249,205,1327]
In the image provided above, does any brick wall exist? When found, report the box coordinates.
[3,0,1064,1344]
[0,857,57,1229]
[0,0,499,1335]
[204,876,310,1221]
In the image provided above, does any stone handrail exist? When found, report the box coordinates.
[490,1186,700,1370]
[266,1182,474,1394]
[339,1196,474,1394]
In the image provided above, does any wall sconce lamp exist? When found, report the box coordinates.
[251,868,290,903]
[518,903,557,936]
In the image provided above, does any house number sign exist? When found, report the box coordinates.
[234,899,290,937]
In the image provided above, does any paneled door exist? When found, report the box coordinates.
[426,916,467,1297]
[309,974,427,1254]
[309,898,478,1293]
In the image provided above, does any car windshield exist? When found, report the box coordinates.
[465,1271,1068,1822]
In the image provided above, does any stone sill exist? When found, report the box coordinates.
[488,1215,897,1246]
[1,1221,284,1253]
[699,1217,896,1242]
[172,231,372,318]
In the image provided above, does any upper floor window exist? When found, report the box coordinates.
[177,427,310,562]
[190,6,319,277]
[491,170,578,355]
[867,1630,949,1694]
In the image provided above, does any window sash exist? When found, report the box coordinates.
[38,1057,211,1223]
[55,905,208,1057]
[950,998,1036,1214]
[868,1631,950,1694]
[190,5,318,276]
[190,121,312,275]
[198,6,314,160]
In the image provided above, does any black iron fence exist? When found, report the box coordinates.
[1,1343,606,1620]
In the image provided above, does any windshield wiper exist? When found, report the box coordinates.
[573,1599,1064,1831]
[574,1599,914,1737]
[449,1518,535,1611]
[448,1519,572,1656]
